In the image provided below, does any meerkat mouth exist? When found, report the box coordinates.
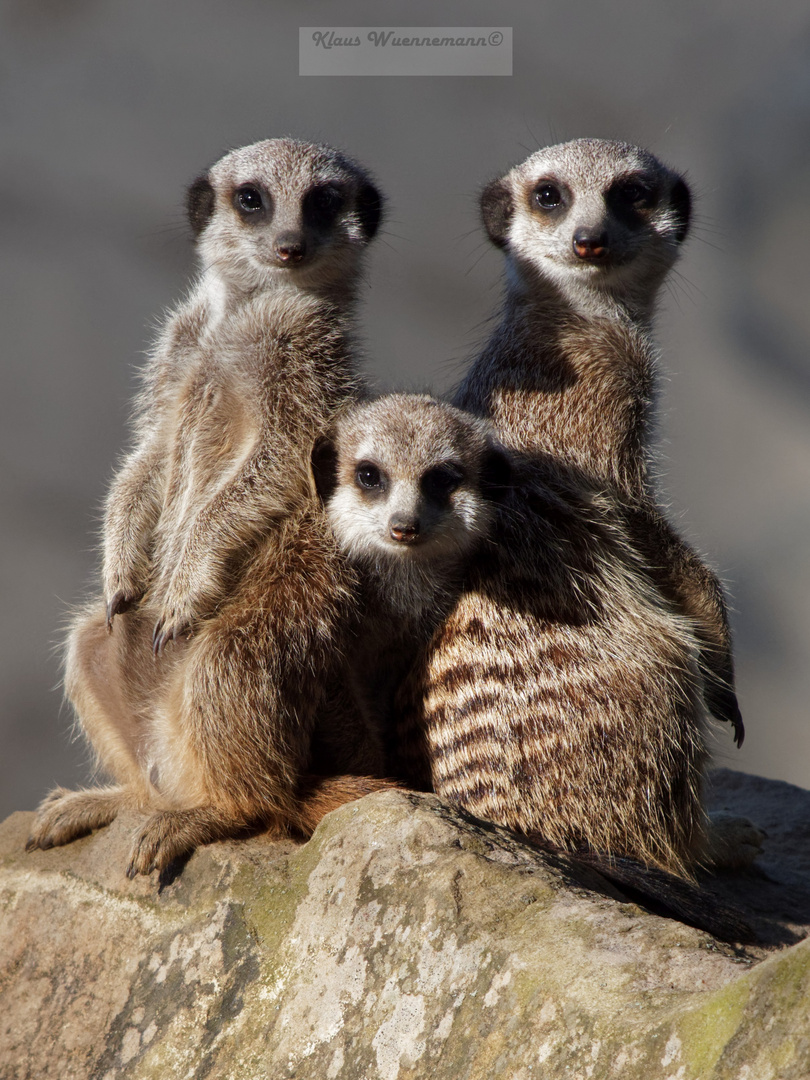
[561,251,634,272]
[267,254,316,271]
[381,534,427,553]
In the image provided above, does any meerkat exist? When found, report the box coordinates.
[392,453,710,880]
[26,138,393,876]
[320,396,749,938]
[454,138,743,747]
[313,393,510,746]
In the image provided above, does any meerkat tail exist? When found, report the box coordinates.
[571,849,755,944]
[292,775,402,834]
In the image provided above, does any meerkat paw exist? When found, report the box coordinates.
[705,811,767,870]
[125,806,237,877]
[26,785,126,851]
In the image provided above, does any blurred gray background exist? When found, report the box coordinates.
[2,0,809,818]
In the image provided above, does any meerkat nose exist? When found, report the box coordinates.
[572,228,609,261]
[273,233,307,264]
[389,518,420,544]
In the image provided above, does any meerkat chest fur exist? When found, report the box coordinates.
[473,301,656,493]
[458,138,691,496]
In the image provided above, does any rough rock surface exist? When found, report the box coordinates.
[0,770,808,1080]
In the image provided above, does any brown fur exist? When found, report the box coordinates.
[27,139,393,874]
[324,397,748,926]
[396,459,709,879]
[323,397,710,877]
[455,137,743,745]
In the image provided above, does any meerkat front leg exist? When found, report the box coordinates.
[103,435,165,629]
[151,427,315,648]
[151,446,297,654]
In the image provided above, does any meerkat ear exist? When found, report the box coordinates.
[356,181,384,239]
[480,444,512,502]
[311,435,339,501]
[186,175,216,237]
[669,177,691,244]
[480,178,514,248]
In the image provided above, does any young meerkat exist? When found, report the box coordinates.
[313,393,510,742]
[455,138,743,747]
[321,396,749,938]
[27,138,391,876]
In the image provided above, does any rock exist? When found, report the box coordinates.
[706,768,810,947]
[0,772,808,1079]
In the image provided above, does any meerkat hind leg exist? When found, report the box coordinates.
[65,604,163,788]
[26,784,134,851]
[124,776,403,878]
[125,805,258,878]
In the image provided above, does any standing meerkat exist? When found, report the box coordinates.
[454,138,743,747]
[27,138,391,876]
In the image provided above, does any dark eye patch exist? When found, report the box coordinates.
[304,184,346,229]
[611,177,656,210]
[421,463,464,502]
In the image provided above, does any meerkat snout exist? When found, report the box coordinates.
[272,232,306,265]
[572,226,609,261]
[389,517,420,544]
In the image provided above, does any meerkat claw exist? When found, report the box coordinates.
[106,590,135,631]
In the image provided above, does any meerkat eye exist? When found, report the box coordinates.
[355,461,385,490]
[533,183,563,210]
[421,463,464,502]
[234,185,265,215]
[304,184,345,228]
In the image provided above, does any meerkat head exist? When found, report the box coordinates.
[186,138,384,299]
[481,138,691,317]
[313,394,510,571]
